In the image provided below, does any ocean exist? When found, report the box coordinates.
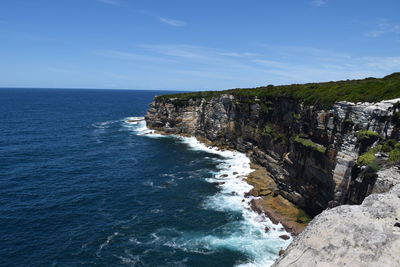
[0,89,290,267]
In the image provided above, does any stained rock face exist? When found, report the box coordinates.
[273,181,400,267]
[146,95,400,217]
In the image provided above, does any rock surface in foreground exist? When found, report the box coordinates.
[273,182,400,267]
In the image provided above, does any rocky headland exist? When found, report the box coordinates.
[145,73,400,266]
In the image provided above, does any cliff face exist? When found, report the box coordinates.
[146,94,400,217]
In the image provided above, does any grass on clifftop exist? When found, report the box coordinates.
[294,135,326,153]
[156,72,400,108]
[356,130,381,147]
[357,140,400,169]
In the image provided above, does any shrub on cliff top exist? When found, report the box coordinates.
[357,149,378,166]
[382,139,397,152]
[356,130,380,147]
[357,142,400,167]
[156,72,400,108]
[389,143,400,164]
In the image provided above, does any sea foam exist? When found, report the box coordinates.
[125,117,291,266]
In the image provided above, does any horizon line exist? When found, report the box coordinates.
[0,87,194,91]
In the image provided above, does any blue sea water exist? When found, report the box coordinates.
[0,89,290,267]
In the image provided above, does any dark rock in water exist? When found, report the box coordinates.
[279,249,285,256]
[279,235,290,240]
[242,199,245,202]
[265,226,270,233]
[394,222,400,228]
[233,172,238,175]
[231,191,238,196]
[212,182,225,185]
[220,174,228,178]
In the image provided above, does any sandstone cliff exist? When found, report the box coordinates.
[144,74,400,265]
[145,94,400,217]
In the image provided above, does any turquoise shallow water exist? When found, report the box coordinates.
[0,88,289,266]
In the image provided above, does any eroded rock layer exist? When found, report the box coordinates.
[146,94,400,217]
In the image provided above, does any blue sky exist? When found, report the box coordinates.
[0,0,399,90]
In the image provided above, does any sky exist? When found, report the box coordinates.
[0,0,399,90]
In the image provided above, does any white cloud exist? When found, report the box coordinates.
[365,30,385,38]
[93,43,400,90]
[219,52,259,57]
[141,44,210,58]
[365,19,400,38]
[312,0,326,7]
[97,0,120,6]
[252,59,292,69]
[159,17,186,27]
[363,56,400,70]
[95,50,177,63]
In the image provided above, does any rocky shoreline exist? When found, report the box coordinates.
[245,163,310,235]
[149,129,310,236]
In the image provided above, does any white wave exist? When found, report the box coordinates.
[150,208,164,214]
[142,180,154,187]
[127,118,292,266]
[128,237,142,245]
[92,119,123,143]
[92,119,120,129]
[118,254,142,265]
[175,135,291,266]
[96,232,119,257]
[122,117,167,137]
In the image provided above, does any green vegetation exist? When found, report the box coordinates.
[291,112,301,120]
[294,135,326,153]
[389,147,400,164]
[355,130,380,147]
[260,124,285,142]
[357,145,381,167]
[388,142,400,164]
[357,140,400,168]
[156,72,400,108]
[382,139,397,152]
[261,125,275,138]
[296,209,312,224]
